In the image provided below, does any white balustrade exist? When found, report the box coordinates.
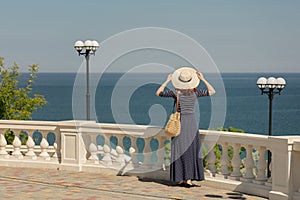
[129,146,137,168]
[0,133,9,158]
[266,148,273,187]
[0,120,60,168]
[241,145,255,182]
[12,133,23,159]
[102,144,112,166]
[25,135,37,159]
[206,141,217,176]
[156,137,166,169]
[39,137,50,160]
[115,146,126,167]
[230,143,242,179]
[88,143,99,163]
[52,142,58,158]
[255,146,267,183]
[1,120,300,199]
[115,135,124,150]
[130,137,139,168]
[220,142,230,177]
[142,137,152,168]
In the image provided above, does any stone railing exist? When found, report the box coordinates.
[0,120,299,200]
[0,120,60,168]
[200,130,271,198]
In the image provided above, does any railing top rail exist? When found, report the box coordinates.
[200,129,269,139]
[0,120,58,126]
[0,120,59,131]
[275,136,300,144]
[98,123,165,138]
[200,130,270,147]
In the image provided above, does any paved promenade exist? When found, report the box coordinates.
[0,166,267,200]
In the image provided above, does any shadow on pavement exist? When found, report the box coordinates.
[137,177,175,186]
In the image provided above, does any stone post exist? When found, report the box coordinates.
[59,120,98,171]
[269,137,300,200]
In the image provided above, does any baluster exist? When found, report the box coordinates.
[102,144,112,166]
[116,146,125,167]
[129,146,137,168]
[220,142,230,178]
[88,143,99,164]
[108,134,118,159]
[54,131,61,159]
[39,132,50,160]
[115,135,124,150]
[267,161,272,184]
[230,143,242,180]
[156,137,165,169]
[121,136,132,163]
[116,135,129,166]
[12,131,23,159]
[25,133,37,160]
[143,137,152,168]
[136,137,145,167]
[255,146,267,184]
[52,143,58,158]
[206,142,217,176]
[149,138,159,169]
[0,132,9,158]
[121,136,131,156]
[265,150,272,187]
[96,134,104,154]
[105,133,112,149]
[241,145,255,182]
[130,137,139,168]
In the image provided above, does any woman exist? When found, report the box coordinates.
[156,67,215,187]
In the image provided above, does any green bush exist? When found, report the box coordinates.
[0,57,45,148]
[164,141,171,166]
[4,130,28,145]
[0,57,47,120]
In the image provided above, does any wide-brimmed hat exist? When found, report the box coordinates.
[171,67,200,89]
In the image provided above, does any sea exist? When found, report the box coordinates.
[23,72,300,136]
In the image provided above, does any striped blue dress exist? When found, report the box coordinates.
[159,89,208,182]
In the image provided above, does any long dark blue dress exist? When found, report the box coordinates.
[159,89,208,182]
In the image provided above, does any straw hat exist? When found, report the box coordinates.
[171,67,200,89]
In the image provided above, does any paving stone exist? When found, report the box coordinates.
[0,166,267,199]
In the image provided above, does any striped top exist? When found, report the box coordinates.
[159,89,208,114]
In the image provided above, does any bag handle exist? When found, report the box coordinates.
[172,92,179,113]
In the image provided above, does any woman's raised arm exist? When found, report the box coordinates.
[196,72,216,96]
[155,74,172,96]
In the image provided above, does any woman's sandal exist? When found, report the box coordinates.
[177,182,194,188]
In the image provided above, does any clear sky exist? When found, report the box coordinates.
[0,0,299,73]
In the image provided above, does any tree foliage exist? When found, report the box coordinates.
[215,126,245,133]
[0,57,47,120]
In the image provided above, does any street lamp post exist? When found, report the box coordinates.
[74,40,99,120]
[256,76,286,178]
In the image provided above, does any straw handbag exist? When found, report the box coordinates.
[165,95,180,137]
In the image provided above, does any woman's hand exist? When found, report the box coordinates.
[196,71,204,80]
[155,73,172,96]
[196,71,216,96]
[166,74,172,82]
